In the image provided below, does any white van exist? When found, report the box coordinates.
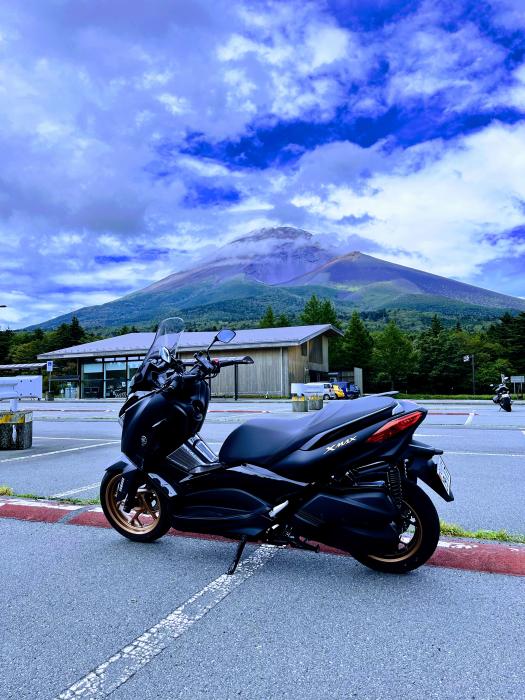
[290,382,336,400]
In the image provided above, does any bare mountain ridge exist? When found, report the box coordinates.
[30,227,525,330]
[285,250,524,309]
[145,227,334,291]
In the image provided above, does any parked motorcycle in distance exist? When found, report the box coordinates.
[490,379,512,412]
[101,317,453,575]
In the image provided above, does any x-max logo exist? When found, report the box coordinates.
[325,436,356,452]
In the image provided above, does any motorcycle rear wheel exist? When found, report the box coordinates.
[351,481,440,574]
[101,470,172,543]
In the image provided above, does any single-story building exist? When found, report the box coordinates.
[38,324,342,399]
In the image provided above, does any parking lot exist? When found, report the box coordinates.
[1,399,524,699]
[2,399,524,533]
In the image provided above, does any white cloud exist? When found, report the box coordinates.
[289,122,525,279]
[0,0,524,327]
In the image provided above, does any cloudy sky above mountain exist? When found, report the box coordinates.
[1,0,525,327]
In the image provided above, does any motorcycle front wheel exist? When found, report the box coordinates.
[100,470,172,543]
[351,481,440,574]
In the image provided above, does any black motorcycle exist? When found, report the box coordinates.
[101,318,453,574]
[490,380,512,412]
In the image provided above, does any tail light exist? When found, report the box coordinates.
[366,411,423,443]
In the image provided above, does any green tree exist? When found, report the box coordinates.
[373,321,414,390]
[0,329,14,364]
[300,294,322,324]
[259,306,276,328]
[300,294,339,326]
[49,317,86,351]
[342,311,374,372]
[275,313,291,327]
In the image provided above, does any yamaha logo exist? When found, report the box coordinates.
[325,436,356,452]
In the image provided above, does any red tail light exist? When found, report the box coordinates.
[366,411,423,443]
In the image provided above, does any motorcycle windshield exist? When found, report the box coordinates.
[141,317,185,368]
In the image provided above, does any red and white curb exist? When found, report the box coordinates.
[1,497,524,577]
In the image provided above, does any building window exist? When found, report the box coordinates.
[301,342,307,357]
[105,361,127,398]
[81,362,104,399]
[309,337,323,363]
[127,360,143,391]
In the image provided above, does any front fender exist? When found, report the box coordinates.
[104,459,179,508]
[403,442,454,502]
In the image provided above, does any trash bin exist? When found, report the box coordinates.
[308,397,323,410]
[0,410,33,450]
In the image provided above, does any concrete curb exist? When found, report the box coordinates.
[1,497,524,577]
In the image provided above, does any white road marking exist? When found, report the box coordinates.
[464,412,475,426]
[54,545,278,700]
[447,451,525,457]
[0,499,82,511]
[50,483,100,498]
[437,541,477,550]
[34,436,119,442]
[0,442,118,464]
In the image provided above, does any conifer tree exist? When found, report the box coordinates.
[342,311,374,372]
[259,306,276,328]
[373,321,414,390]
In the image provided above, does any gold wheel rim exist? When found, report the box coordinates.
[105,474,161,535]
[368,503,423,563]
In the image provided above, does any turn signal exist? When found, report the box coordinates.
[366,412,423,443]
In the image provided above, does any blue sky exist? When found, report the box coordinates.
[0,0,525,327]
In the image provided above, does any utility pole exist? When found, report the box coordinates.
[463,354,476,395]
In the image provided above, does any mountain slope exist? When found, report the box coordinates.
[30,227,525,331]
[287,252,525,310]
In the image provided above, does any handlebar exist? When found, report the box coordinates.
[211,356,254,368]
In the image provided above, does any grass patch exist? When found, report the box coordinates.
[0,485,14,496]
[14,492,100,506]
[441,520,525,544]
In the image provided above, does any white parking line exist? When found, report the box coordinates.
[34,436,119,442]
[50,483,100,498]
[0,442,119,464]
[54,545,278,700]
[464,412,475,426]
[447,451,525,457]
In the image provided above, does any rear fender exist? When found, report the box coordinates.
[403,441,454,502]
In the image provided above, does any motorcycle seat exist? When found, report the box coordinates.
[219,396,396,468]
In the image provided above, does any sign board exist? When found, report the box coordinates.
[46,361,54,372]
[511,375,524,383]
[463,355,470,362]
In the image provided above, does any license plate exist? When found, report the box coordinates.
[436,459,452,496]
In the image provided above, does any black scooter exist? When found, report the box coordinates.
[101,318,453,574]
[490,380,512,412]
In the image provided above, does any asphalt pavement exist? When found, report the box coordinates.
[1,399,523,533]
[1,399,524,699]
[1,518,523,700]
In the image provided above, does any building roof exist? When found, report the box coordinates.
[37,324,342,360]
[0,363,47,371]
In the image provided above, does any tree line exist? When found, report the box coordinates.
[0,318,137,365]
[1,302,523,394]
[259,296,525,394]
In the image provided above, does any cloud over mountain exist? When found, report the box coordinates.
[0,0,524,326]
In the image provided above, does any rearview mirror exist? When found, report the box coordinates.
[216,329,236,344]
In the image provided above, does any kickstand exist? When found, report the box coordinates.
[227,536,248,575]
